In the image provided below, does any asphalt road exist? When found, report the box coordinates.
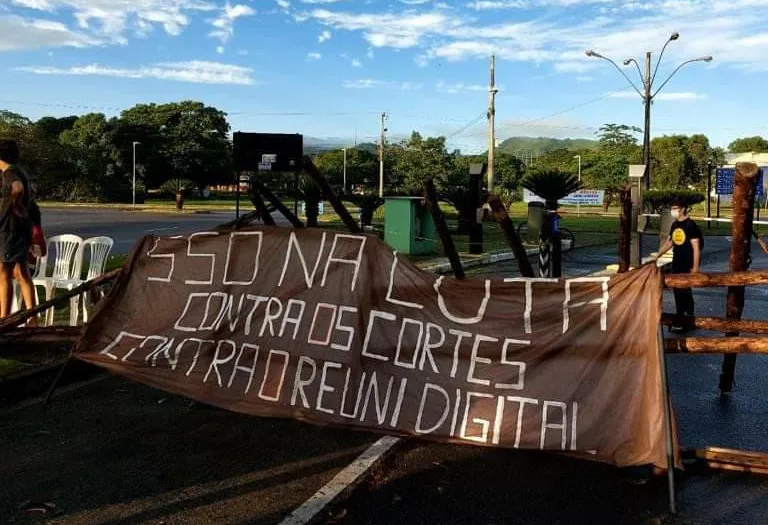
[40,208,281,255]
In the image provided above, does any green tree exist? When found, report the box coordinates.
[58,113,123,201]
[651,134,714,189]
[394,132,453,192]
[313,147,377,192]
[120,100,231,192]
[728,136,768,153]
[581,124,642,207]
[597,123,642,148]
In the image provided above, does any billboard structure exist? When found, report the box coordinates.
[232,132,304,218]
[233,132,303,173]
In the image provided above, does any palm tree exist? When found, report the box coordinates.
[520,169,582,277]
[521,169,581,210]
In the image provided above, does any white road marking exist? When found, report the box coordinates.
[278,436,401,525]
[147,226,180,232]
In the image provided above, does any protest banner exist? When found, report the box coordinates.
[75,227,676,468]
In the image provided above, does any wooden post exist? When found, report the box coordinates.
[487,194,534,277]
[246,185,276,227]
[720,162,759,393]
[303,156,362,234]
[424,178,465,279]
[250,179,303,228]
[618,185,632,273]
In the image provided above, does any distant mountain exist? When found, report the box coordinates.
[303,136,349,153]
[497,136,598,155]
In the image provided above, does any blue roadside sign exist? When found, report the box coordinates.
[715,167,765,197]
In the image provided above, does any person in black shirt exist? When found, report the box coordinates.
[0,139,36,322]
[654,201,702,332]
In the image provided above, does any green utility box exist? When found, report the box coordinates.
[384,197,437,255]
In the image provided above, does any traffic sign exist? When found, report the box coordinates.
[715,167,764,196]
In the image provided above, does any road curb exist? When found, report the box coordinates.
[417,248,538,274]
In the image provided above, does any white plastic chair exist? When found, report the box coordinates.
[38,234,84,325]
[80,236,114,323]
[11,247,49,317]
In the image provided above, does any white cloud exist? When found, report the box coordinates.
[297,1,768,76]
[467,0,526,9]
[343,79,421,90]
[216,45,224,53]
[0,14,99,50]
[609,91,707,101]
[351,58,362,67]
[8,0,216,41]
[318,29,331,42]
[15,60,256,85]
[366,47,374,59]
[209,3,255,43]
[436,81,487,93]
[307,51,322,60]
[275,0,290,7]
[307,8,464,49]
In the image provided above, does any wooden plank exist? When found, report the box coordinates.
[704,462,768,476]
[251,179,304,228]
[424,179,465,279]
[247,183,277,226]
[664,271,768,288]
[303,157,362,234]
[487,194,534,277]
[664,336,768,354]
[660,313,768,334]
[214,209,264,231]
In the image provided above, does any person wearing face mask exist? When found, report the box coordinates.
[654,200,703,332]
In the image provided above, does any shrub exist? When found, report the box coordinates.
[644,189,705,213]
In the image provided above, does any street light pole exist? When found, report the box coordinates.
[574,154,582,216]
[586,33,712,190]
[643,52,652,190]
[132,141,140,209]
[342,147,347,194]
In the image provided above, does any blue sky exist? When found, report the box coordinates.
[0,0,767,152]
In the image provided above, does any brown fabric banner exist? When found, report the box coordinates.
[75,227,676,468]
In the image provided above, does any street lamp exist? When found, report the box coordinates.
[574,154,582,216]
[132,141,141,209]
[342,147,347,194]
[586,33,712,189]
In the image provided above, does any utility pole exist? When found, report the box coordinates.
[643,51,652,190]
[487,55,498,193]
[342,147,347,194]
[379,112,387,198]
[574,154,582,216]
[132,141,140,210]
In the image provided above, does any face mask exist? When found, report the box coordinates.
[670,208,680,219]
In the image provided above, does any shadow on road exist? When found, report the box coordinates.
[0,377,374,524]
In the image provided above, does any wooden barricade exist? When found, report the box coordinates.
[657,162,768,475]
